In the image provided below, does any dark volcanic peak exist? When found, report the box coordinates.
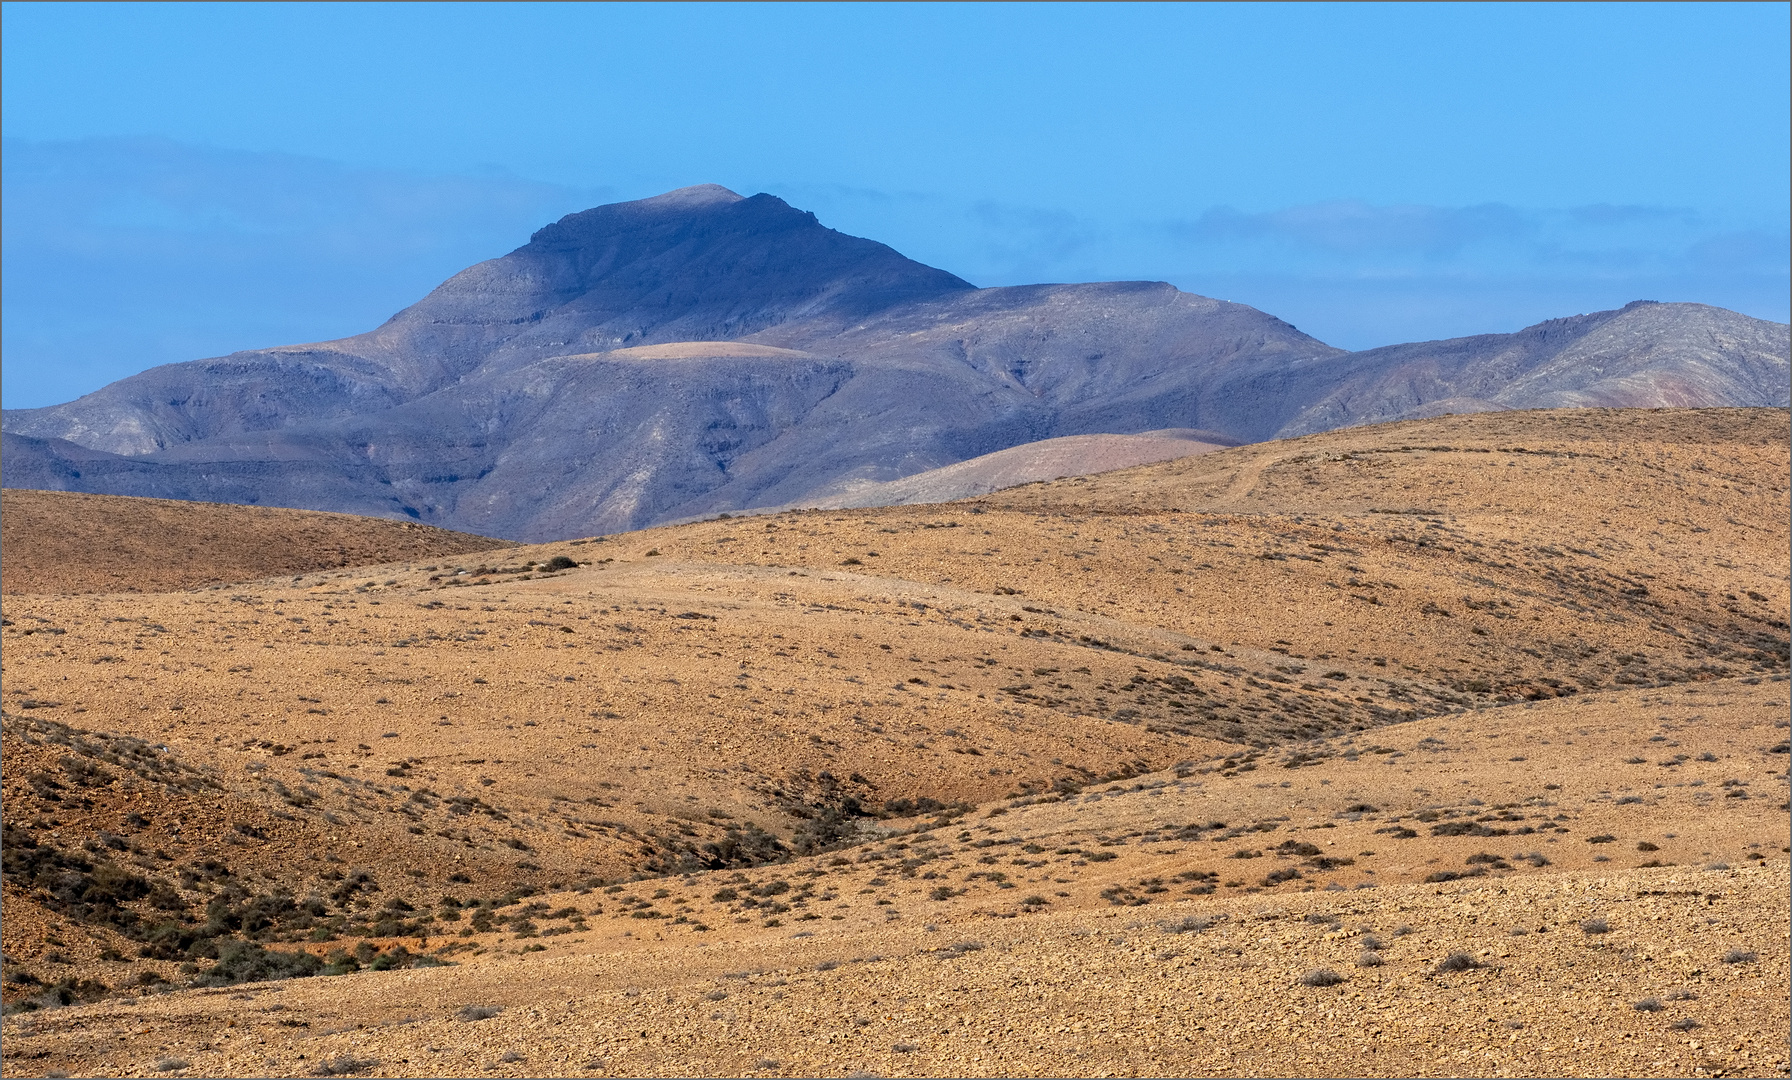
[3,185,1787,540]
[1,185,973,457]
[601,182,745,212]
[390,185,976,373]
[523,183,747,239]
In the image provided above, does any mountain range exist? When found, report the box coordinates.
[5,183,1787,540]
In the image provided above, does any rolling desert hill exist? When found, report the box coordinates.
[0,490,512,596]
[5,186,1786,540]
[1,407,1786,1078]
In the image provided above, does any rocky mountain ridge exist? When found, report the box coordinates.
[5,184,1787,540]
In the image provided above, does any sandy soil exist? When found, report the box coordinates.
[1,407,1786,1078]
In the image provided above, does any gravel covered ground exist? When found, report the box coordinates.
[3,407,1785,1077]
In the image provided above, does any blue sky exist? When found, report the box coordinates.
[3,2,1787,409]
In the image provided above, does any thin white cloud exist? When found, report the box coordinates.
[1176,201,1536,258]
[1157,199,1786,282]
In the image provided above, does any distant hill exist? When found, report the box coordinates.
[1272,300,1792,436]
[0,488,510,594]
[781,429,1238,510]
[4,185,1787,539]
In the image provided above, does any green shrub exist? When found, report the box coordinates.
[192,940,322,987]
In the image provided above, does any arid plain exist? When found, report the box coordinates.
[2,407,1787,1078]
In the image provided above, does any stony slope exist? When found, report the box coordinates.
[1,409,1786,1079]
[6,686,1783,1077]
[6,187,1783,540]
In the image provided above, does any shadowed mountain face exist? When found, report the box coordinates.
[5,185,1788,539]
[0,186,974,458]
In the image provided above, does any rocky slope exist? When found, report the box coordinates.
[1,408,1786,1078]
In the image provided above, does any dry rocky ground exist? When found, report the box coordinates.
[0,491,511,596]
[1,407,1786,1078]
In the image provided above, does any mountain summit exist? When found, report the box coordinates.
[4,187,1787,539]
[2,186,974,458]
[391,184,976,378]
